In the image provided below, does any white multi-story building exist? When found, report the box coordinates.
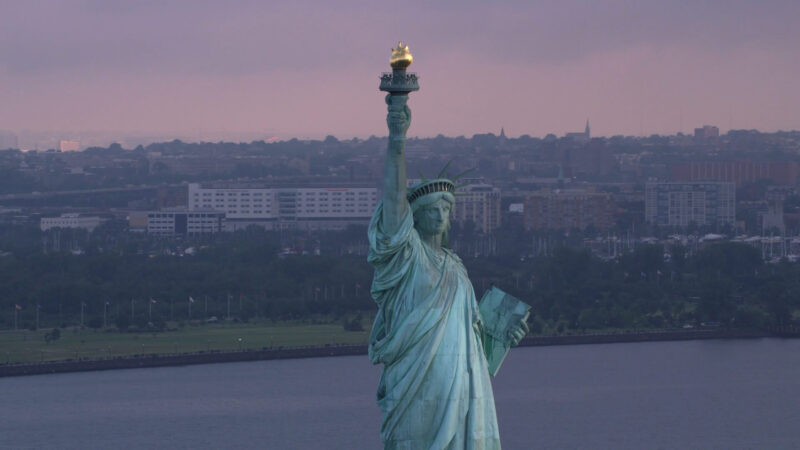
[41,214,105,231]
[187,183,378,231]
[146,209,224,235]
[645,182,735,228]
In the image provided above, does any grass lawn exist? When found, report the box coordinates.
[0,321,369,365]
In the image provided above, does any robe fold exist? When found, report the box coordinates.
[368,201,501,450]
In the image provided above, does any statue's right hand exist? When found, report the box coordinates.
[386,94,411,137]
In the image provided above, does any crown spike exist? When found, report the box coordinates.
[437,160,453,179]
[451,167,476,182]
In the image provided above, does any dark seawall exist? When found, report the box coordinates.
[0,328,777,378]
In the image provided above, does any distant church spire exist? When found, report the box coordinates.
[500,127,506,139]
[585,119,590,138]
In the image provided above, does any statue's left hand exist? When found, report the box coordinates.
[509,318,529,347]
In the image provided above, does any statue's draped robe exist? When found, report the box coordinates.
[368,202,501,450]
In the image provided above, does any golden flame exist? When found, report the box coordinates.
[390,41,413,69]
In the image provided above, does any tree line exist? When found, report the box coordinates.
[1,229,798,333]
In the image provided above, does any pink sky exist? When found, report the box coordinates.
[1,1,798,140]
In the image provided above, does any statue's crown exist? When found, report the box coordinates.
[407,161,475,205]
[407,179,456,204]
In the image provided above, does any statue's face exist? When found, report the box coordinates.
[415,198,451,237]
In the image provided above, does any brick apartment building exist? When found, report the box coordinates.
[671,161,799,186]
[523,190,615,231]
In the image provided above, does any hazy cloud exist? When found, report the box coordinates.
[0,1,798,138]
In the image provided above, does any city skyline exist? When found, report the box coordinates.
[1,1,798,142]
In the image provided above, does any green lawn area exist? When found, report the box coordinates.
[0,321,369,364]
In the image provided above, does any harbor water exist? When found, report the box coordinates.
[1,338,798,449]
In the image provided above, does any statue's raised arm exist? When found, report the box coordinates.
[382,94,410,234]
[378,42,418,235]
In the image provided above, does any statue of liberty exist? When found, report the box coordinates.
[368,43,529,450]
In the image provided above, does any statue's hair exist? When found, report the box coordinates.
[410,190,455,214]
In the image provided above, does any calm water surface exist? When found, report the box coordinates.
[1,338,799,449]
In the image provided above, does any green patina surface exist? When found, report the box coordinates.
[369,54,525,448]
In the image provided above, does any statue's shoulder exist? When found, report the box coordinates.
[443,247,462,264]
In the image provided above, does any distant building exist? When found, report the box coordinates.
[452,184,502,233]
[523,189,614,231]
[564,119,590,142]
[671,160,799,186]
[146,209,224,235]
[760,208,785,234]
[127,211,148,232]
[187,183,378,231]
[404,144,432,159]
[41,213,104,231]
[59,140,81,152]
[694,125,719,140]
[645,182,735,228]
[569,138,616,178]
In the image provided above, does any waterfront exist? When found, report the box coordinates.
[1,338,799,449]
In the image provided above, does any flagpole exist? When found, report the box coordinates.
[188,298,192,320]
[14,306,17,330]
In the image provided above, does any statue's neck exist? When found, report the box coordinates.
[418,230,443,251]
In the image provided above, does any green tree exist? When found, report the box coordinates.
[44,328,61,344]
